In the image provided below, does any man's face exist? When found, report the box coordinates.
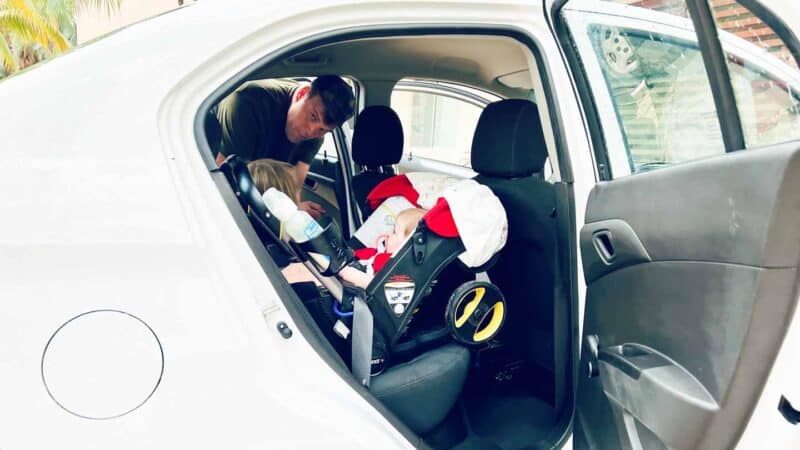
[286,88,336,144]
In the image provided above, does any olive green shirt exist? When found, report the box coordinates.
[216,79,322,165]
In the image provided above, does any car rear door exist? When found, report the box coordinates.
[552,0,800,448]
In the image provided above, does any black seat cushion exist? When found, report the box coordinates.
[371,344,470,434]
[475,174,556,378]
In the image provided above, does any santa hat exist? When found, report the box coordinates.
[368,174,507,267]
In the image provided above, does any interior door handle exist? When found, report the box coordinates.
[592,230,616,264]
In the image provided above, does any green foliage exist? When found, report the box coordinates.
[0,0,120,77]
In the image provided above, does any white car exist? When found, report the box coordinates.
[2,0,800,449]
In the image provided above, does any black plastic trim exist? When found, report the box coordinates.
[779,396,800,425]
[686,0,746,152]
[548,0,606,181]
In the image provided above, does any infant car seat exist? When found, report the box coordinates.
[215,156,507,435]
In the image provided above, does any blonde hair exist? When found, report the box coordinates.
[248,158,298,200]
[396,208,426,237]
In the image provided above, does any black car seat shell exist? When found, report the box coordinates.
[471,99,563,407]
[350,106,405,216]
[216,154,476,436]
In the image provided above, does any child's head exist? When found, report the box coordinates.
[385,208,426,253]
[248,158,297,200]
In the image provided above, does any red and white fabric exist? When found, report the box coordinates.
[367,173,507,268]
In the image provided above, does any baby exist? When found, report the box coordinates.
[248,158,426,288]
[338,207,426,289]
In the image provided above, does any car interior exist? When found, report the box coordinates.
[202,31,576,450]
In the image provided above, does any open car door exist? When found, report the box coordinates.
[575,144,800,449]
[552,0,800,448]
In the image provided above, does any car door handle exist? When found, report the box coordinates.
[592,230,616,264]
[580,219,651,283]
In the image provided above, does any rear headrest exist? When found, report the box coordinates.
[352,106,404,168]
[471,99,547,178]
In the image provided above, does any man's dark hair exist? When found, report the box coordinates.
[309,75,355,127]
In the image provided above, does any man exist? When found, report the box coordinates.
[214,75,355,218]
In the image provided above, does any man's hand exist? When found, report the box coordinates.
[298,200,325,220]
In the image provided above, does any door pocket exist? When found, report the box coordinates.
[598,343,719,449]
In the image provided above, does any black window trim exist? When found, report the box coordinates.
[686,0,746,152]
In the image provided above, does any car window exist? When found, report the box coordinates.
[561,0,727,177]
[562,0,800,178]
[588,25,726,173]
[391,81,499,168]
[315,133,338,162]
[710,0,800,148]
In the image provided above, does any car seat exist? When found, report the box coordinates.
[470,99,565,409]
[349,106,405,217]
[215,155,502,435]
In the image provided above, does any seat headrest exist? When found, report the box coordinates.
[352,106,404,168]
[471,99,547,178]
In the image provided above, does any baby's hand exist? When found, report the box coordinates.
[374,234,388,252]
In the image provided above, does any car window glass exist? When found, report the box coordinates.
[391,82,494,168]
[709,0,800,148]
[562,0,728,177]
[592,26,725,173]
[315,133,338,162]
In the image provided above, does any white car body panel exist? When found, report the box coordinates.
[0,0,592,448]
[1,0,798,447]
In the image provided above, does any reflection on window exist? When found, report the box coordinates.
[391,90,482,168]
[589,26,725,171]
[727,57,800,147]
[710,0,797,70]
[605,0,690,18]
[711,0,800,148]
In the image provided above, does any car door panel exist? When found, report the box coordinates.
[304,156,342,229]
[577,142,800,449]
[579,219,651,283]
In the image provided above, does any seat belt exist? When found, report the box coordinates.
[351,295,374,388]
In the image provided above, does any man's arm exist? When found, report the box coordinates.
[294,161,326,219]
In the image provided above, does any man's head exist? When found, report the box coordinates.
[285,75,355,144]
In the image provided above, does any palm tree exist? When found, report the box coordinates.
[0,0,120,75]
